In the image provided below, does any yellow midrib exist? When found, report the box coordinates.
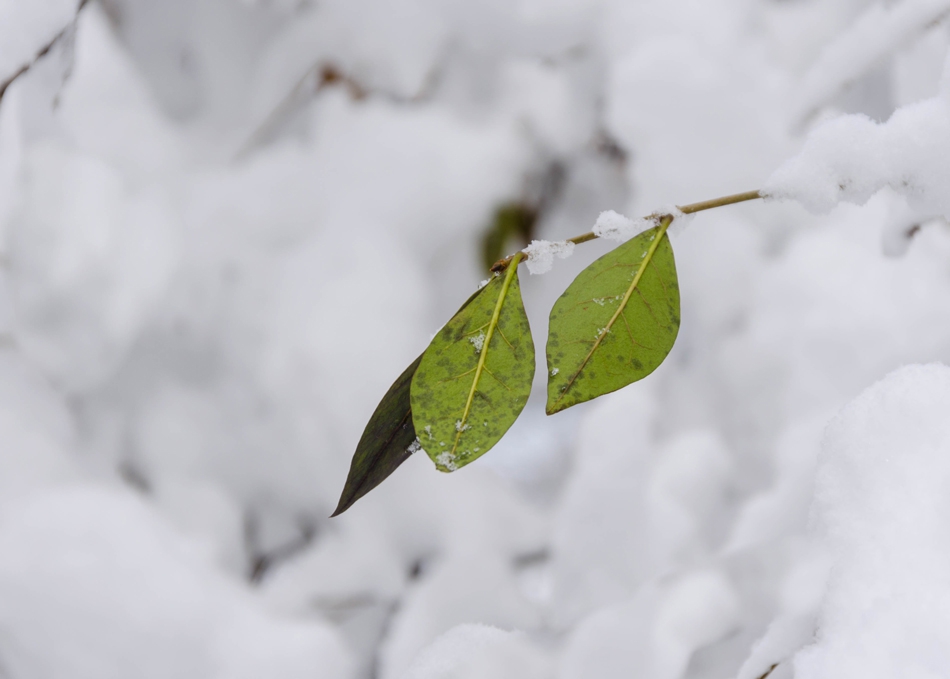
[451,252,523,455]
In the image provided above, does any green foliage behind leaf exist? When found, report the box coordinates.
[546,221,679,414]
[411,258,535,471]
[481,203,537,272]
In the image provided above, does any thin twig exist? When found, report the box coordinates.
[234,56,443,162]
[234,63,366,161]
[0,0,89,103]
[490,189,763,272]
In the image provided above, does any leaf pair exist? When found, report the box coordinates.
[334,219,679,515]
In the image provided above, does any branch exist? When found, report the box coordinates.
[0,0,89,103]
[490,189,763,272]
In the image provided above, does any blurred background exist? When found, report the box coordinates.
[0,0,949,677]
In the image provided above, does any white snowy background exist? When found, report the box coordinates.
[0,0,949,677]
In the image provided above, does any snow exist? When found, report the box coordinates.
[658,205,694,237]
[593,209,646,242]
[793,0,950,125]
[0,0,949,677]
[402,624,552,679]
[560,570,740,679]
[0,486,353,679]
[793,364,950,678]
[766,53,950,218]
[593,207,691,243]
[523,239,574,275]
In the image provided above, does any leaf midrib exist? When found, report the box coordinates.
[452,253,523,454]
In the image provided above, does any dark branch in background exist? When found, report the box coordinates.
[234,64,365,161]
[244,509,317,584]
[0,0,89,104]
[235,57,442,161]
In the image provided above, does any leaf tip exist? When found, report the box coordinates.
[329,471,363,517]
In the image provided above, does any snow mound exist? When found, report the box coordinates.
[0,486,354,679]
[795,364,950,678]
[766,55,950,218]
[402,624,552,679]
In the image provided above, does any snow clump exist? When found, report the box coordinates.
[793,364,950,679]
[766,54,950,218]
[593,210,646,242]
[523,239,575,275]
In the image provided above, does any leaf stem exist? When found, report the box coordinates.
[678,190,762,214]
[491,189,762,272]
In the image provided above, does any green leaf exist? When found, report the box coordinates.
[331,354,422,516]
[411,255,535,472]
[546,217,679,414]
[332,286,492,516]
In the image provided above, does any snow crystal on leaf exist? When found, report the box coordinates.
[523,239,575,275]
[469,332,486,351]
[435,452,458,471]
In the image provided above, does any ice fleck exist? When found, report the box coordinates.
[406,438,422,455]
[436,452,458,471]
[477,278,491,289]
[550,368,559,376]
[523,239,576,275]
[469,332,486,352]
[455,420,471,432]
[593,298,606,306]
[596,328,608,338]
[424,425,433,439]
[659,204,694,236]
